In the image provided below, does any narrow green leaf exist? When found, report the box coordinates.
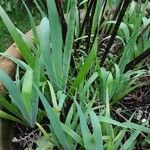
[39,17,57,88]
[47,0,63,88]
[57,91,66,110]
[65,103,74,127]
[70,40,97,93]
[34,0,45,17]
[0,110,26,125]
[119,13,144,73]
[92,0,103,33]
[114,129,127,150]
[63,0,76,88]
[81,72,98,98]
[0,69,30,124]
[75,101,94,150]
[89,110,103,150]
[35,86,69,150]
[0,96,22,120]
[36,122,50,140]
[23,0,39,41]
[21,67,33,114]
[61,123,84,147]
[47,81,58,108]
[0,6,34,68]
[120,130,140,150]
[99,116,150,133]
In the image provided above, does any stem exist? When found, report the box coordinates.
[124,47,150,72]
[85,0,97,52]
[136,23,150,42]
[79,0,94,37]
[105,0,124,36]
[100,0,131,66]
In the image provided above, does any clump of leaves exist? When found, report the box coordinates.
[0,0,150,149]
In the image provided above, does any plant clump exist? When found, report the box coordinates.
[0,0,150,149]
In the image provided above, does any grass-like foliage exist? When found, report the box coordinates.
[0,0,150,149]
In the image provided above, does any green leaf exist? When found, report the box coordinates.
[99,116,150,133]
[63,0,76,88]
[47,81,58,108]
[114,129,127,149]
[21,67,33,114]
[0,110,26,125]
[120,130,140,150]
[89,110,103,150]
[61,123,84,147]
[39,17,57,88]
[36,135,54,150]
[70,39,97,93]
[47,0,63,88]
[75,101,94,150]
[35,86,69,149]
[92,0,103,33]
[23,0,39,41]
[119,13,144,73]
[33,0,45,17]
[65,103,74,127]
[106,21,130,42]
[36,122,50,140]
[0,95,22,120]
[81,72,98,98]
[0,69,30,125]
[0,6,34,68]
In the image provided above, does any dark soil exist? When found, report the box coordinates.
[113,83,150,150]
[12,124,41,150]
